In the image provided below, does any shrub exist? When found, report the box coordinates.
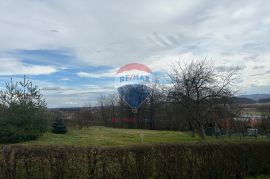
[0,142,269,178]
[52,118,67,134]
[0,77,48,143]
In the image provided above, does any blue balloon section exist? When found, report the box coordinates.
[117,84,151,108]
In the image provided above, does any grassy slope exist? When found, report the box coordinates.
[20,126,269,147]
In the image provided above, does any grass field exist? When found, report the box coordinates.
[20,126,269,146]
[22,126,198,146]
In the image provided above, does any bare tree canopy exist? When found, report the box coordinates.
[168,59,238,139]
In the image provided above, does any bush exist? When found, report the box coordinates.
[0,104,47,143]
[0,77,48,143]
[0,142,269,178]
[52,118,67,134]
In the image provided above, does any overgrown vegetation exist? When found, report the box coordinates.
[0,142,269,178]
[0,76,48,143]
[52,118,68,134]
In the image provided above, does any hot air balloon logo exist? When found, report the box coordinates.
[115,63,152,112]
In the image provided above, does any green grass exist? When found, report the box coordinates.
[205,134,269,143]
[22,126,199,146]
[246,175,270,179]
[19,126,269,147]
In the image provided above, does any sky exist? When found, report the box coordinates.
[0,0,270,108]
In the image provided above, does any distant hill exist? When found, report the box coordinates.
[48,107,82,112]
[239,94,270,102]
[231,97,256,104]
[47,94,270,110]
[258,98,270,103]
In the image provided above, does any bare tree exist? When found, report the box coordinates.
[168,59,238,140]
[257,104,270,135]
[75,104,94,129]
[98,95,108,126]
[107,93,119,128]
[147,82,166,130]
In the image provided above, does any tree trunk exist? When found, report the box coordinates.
[189,122,195,137]
[150,105,155,130]
[112,105,115,128]
[199,123,206,140]
[229,129,232,140]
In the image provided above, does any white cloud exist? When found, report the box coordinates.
[2,0,269,66]
[60,78,70,81]
[26,79,115,107]
[0,58,57,75]
[43,85,115,108]
[77,69,117,78]
[0,0,270,103]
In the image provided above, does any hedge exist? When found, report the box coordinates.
[0,142,269,179]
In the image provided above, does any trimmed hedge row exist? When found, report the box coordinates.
[0,142,269,179]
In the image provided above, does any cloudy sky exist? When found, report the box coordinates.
[0,0,270,107]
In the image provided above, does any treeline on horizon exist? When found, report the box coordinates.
[49,94,270,134]
[50,59,270,139]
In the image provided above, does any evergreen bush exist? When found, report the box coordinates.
[0,77,48,143]
[52,118,67,134]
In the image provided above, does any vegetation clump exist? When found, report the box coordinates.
[51,118,67,134]
[0,76,48,143]
[0,142,269,178]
